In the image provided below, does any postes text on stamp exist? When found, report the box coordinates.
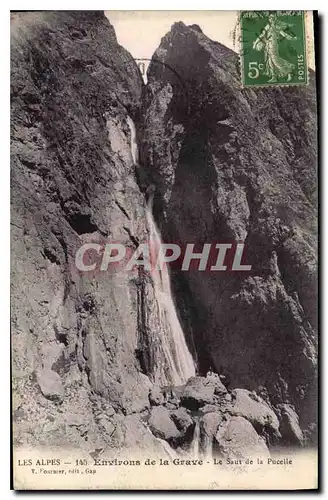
[240,11,308,87]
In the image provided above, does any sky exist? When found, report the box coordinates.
[105,11,238,60]
[105,11,315,79]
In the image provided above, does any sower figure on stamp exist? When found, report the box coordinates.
[253,14,297,83]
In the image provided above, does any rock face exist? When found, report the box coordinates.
[11,11,169,450]
[170,407,194,436]
[200,412,223,456]
[140,22,317,430]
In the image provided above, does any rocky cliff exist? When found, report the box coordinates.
[11,10,167,452]
[11,11,317,457]
[140,22,317,431]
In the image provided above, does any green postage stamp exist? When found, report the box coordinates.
[240,11,308,87]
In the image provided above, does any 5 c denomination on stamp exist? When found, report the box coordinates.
[240,11,308,87]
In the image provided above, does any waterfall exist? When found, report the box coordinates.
[202,433,213,460]
[190,420,200,457]
[126,116,138,164]
[126,116,195,386]
[145,207,195,385]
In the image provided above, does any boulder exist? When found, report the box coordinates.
[122,414,172,456]
[149,406,180,442]
[206,373,228,395]
[277,404,304,446]
[215,416,270,460]
[229,389,280,437]
[181,377,215,409]
[200,412,223,456]
[199,404,221,415]
[170,407,194,436]
[201,412,223,437]
[37,368,64,402]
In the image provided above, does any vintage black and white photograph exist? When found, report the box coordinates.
[10,10,318,490]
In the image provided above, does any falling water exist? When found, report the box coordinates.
[126,115,195,386]
[126,115,138,164]
[202,433,213,460]
[145,206,195,385]
[190,420,200,457]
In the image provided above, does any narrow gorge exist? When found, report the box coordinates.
[11,11,317,461]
